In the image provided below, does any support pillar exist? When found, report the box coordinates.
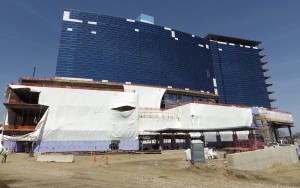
[200,132,205,144]
[159,133,164,150]
[248,130,255,140]
[232,131,238,146]
[171,133,176,149]
[155,136,158,149]
[216,132,222,148]
[288,126,293,144]
[184,133,191,149]
[141,139,143,151]
[273,126,279,143]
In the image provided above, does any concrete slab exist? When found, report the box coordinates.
[36,154,74,163]
[227,145,298,171]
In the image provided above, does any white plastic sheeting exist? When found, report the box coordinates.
[0,133,35,142]
[259,108,293,123]
[123,85,166,109]
[8,85,139,141]
[201,132,248,142]
[185,148,191,160]
[139,109,180,133]
[5,85,253,144]
[0,142,4,151]
[140,103,252,134]
[190,104,252,128]
[165,103,252,129]
[204,148,218,159]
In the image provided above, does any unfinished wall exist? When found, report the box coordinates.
[227,145,298,171]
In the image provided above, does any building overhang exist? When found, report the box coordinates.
[145,126,259,134]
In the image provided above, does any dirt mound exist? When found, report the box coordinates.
[186,159,300,187]
[0,180,10,188]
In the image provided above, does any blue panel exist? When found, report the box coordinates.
[56,9,271,108]
[210,42,270,108]
[2,141,17,153]
[178,95,193,103]
[251,107,260,115]
[296,145,300,156]
[56,9,215,93]
[119,140,139,150]
[33,140,111,152]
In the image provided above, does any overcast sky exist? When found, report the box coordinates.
[0,0,299,132]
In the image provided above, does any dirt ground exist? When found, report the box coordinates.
[0,150,299,188]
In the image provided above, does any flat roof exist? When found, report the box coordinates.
[205,34,261,46]
[15,77,218,99]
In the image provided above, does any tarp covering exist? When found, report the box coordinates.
[123,85,166,109]
[189,104,252,129]
[139,103,252,132]
[8,85,139,141]
[138,109,180,133]
[259,108,293,124]
[4,85,252,145]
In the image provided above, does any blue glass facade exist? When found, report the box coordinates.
[209,41,270,108]
[56,9,271,108]
[56,9,215,93]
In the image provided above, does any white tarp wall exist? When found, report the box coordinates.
[259,108,293,123]
[140,103,253,130]
[9,85,139,141]
[121,85,252,139]
[123,85,166,109]
[203,132,248,142]
[139,109,181,133]
[190,104,252,128]
[167,104,252,141]
[140,103,252,141]
[123,85,168,133]
[165,103,252,129]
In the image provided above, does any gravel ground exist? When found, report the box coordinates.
[0,150,299,188]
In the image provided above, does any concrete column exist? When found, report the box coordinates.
[288,126,293,144]
[141,139,143,151]
[273,127,279,143]
[171,134,176,149]
[232,131,238,146]
[200,132,205,143]
[184,133,191,149]
[216,132,222,148]
[248,130,255,140]
[159,133,164,150]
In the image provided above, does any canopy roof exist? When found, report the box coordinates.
[146,126,259,133]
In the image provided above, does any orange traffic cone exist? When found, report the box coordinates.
[93,155,97,162]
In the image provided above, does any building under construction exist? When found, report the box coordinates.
[0,10,295,152]
[2,77,293,152]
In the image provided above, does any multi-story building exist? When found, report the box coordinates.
[2,10,293,153]
[56,9,273,108]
